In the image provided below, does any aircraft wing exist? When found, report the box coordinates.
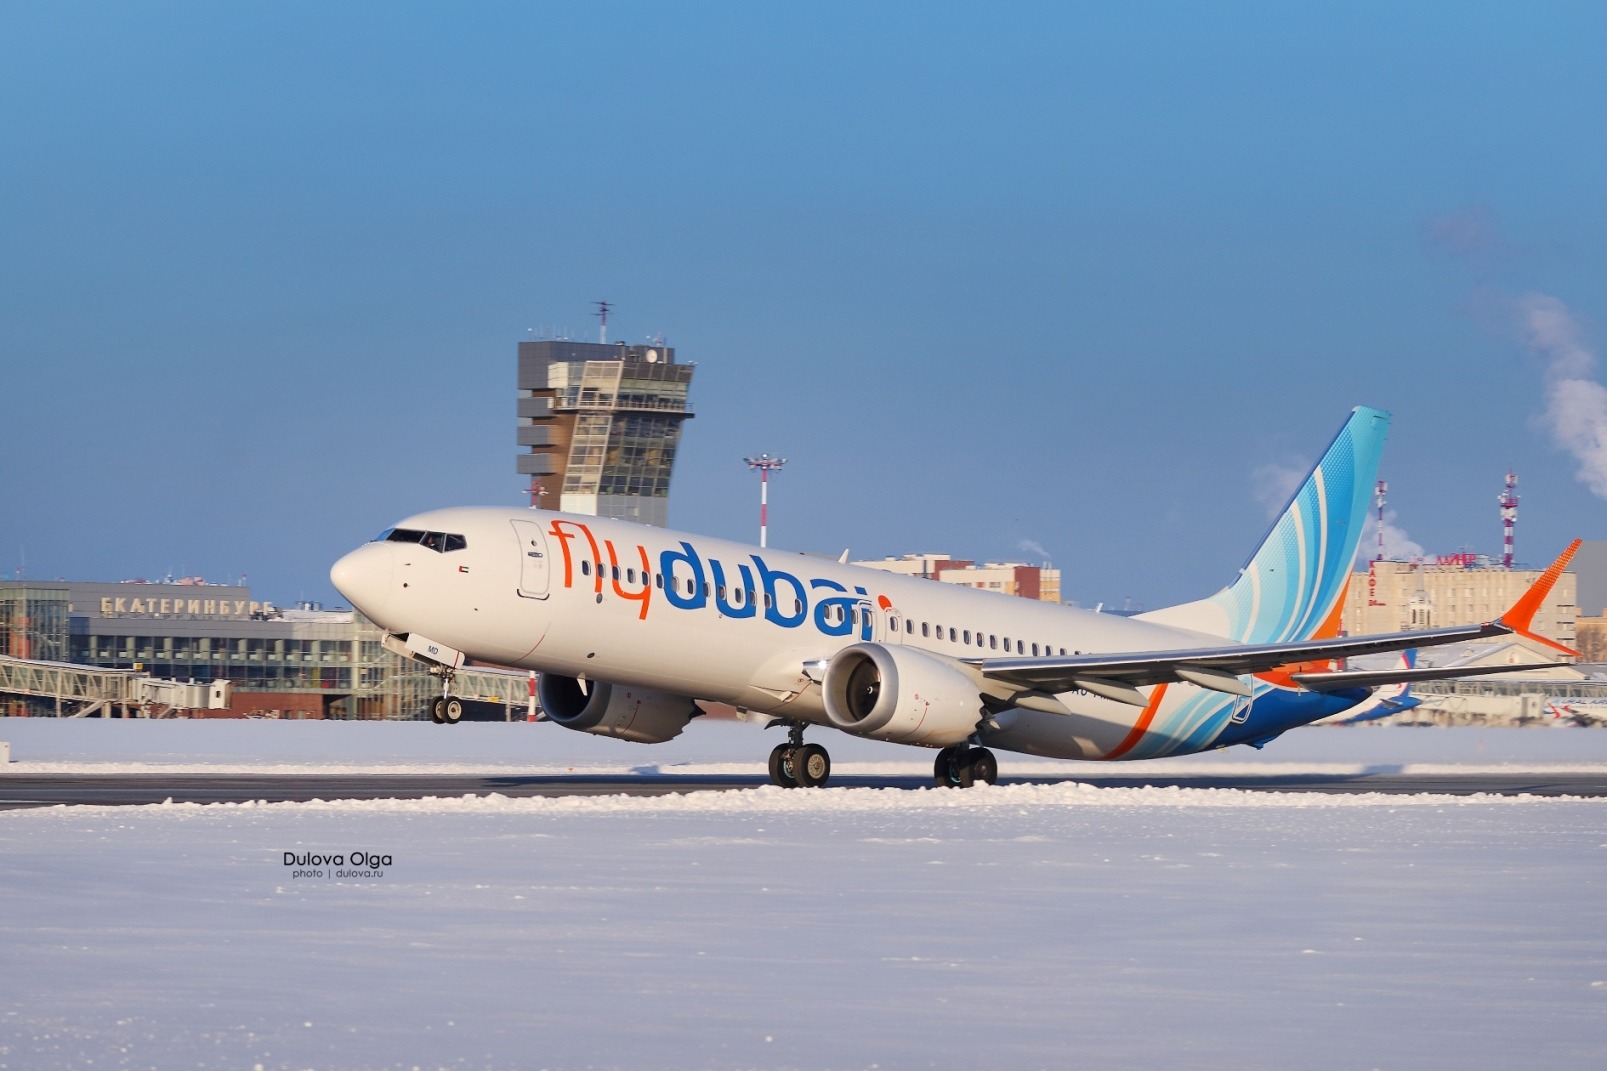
[966,539,1581,708]
[967,620,1509,705]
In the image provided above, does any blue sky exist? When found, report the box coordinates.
[3,1,1605,609]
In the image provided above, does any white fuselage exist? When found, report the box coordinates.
[331,506,1330,760]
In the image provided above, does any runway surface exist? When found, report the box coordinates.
[3,768,1606,808]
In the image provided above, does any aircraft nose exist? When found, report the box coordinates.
[330,542,394,620]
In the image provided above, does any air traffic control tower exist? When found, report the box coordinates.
[516,339,695,527]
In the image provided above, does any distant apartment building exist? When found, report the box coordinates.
[1573,540,1607,618]
[516,339,694,527]
[1342,555,1577,655]
[1575,616,1607,663]
[852,553,1061,603]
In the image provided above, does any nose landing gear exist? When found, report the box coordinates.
[429,694,465,724]
[429,669,464,725]
[383,633,469,725]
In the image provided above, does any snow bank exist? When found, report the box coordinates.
[1,780,1603,1070]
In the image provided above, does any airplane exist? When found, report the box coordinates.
[1545,698,1607,727]
[1313,651,1422,727]
[330,406,1581,788]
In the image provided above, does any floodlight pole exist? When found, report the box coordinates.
[744,454,787,548]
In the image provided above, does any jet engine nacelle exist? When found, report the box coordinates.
[536,675,699,744]
[821,642,983,747]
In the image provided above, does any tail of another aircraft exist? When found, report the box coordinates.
[1332,650,1420,724]
[1141,406,1391,644]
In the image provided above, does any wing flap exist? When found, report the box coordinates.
[1292,661,1570,691]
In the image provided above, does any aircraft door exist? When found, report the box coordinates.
[511,519,550,599]
[856,600,889,644]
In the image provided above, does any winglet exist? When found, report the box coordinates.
[1496,539,1582,656]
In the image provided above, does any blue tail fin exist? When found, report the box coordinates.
[1142,406,1390,644]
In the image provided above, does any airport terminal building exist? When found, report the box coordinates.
[0,579,523,719]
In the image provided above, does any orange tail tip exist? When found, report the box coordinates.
[1498,539,1582,656]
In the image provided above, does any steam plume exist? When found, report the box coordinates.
[1017,539,1052,563]
[1518,292,1607,498]
[1362,510,1425,566]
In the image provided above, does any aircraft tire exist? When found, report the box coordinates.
[768,744,798,788]
[934,746,964,788]
[430,697,446,724]
[793,743,831,788]
[442,697,464,724]
[966,747,998,786]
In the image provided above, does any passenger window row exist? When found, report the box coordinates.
[894,614,1067,657]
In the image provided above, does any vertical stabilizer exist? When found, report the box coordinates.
[1141,406,1391,643]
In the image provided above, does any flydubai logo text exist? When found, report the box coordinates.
[546,520,888,638]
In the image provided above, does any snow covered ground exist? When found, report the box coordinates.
[3,720,1606,1070]
[5,715,1607,775]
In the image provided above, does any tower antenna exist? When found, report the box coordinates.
[1499,470,1519,569]
[1374,479,1387,562]
[744,454,787,548]
[595,300,612,344]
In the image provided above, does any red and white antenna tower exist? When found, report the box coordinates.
[1374,479,1387,562]
[1499,470,1519,569]
[744,454,786,548]
[595,300,612,344]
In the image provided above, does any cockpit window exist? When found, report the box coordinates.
[382,528,467,553]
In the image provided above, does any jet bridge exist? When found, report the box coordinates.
[0,654,232,718]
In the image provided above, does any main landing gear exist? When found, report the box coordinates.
[933,744,998,788]
[429,669,464,725]
[763,724,999,789]
[767,721,831,788]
